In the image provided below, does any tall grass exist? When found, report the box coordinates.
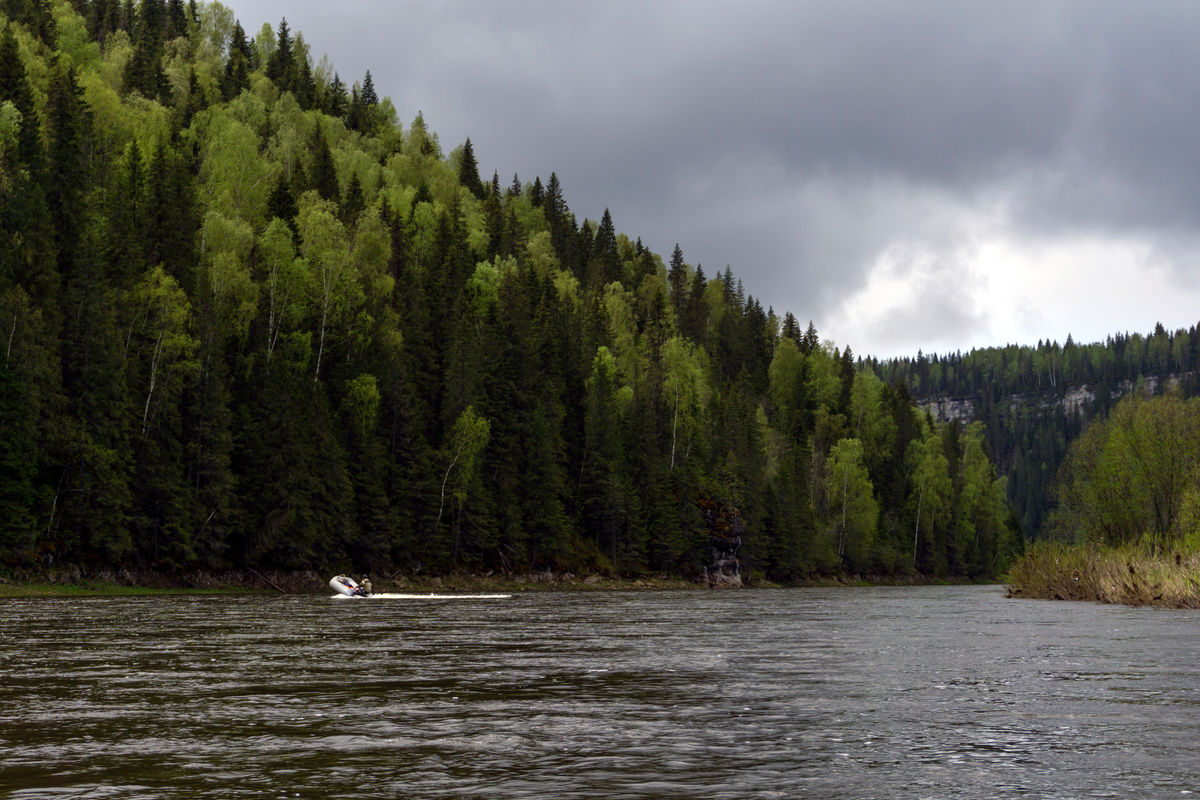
[1006,541,1200,608]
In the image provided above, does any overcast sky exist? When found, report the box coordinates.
[225,0,1200,359]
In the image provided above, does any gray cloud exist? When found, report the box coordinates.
[227,0,1200,356]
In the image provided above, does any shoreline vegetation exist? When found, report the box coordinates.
[1006,542,1200,608]
[0,567,985,598]
[0,5,1015,587]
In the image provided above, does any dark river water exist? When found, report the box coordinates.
[2,585,1200,799]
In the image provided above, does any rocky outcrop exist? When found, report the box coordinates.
[699,497,743,587]
[918,374,1187,425]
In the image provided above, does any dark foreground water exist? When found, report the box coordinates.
[2,586,1200,799]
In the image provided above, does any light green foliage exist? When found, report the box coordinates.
[297,192,362,380]
[126,266,199,438]
[80,69,169,157]
[552,269,581,310]
[662,336,708,470]
[351,207,393,301]
[198,2,236,57]
[824,437,878,569]
[907,429,952,567]
[201,211,259,341]
[526,230,559,277]
[953,422,1006,571]
[0,99,18,157]
[602,282,646,389]
[253,22,276,68]
[807,342,843,410]
[768,337,805,415]
[337,144,381,210]
[408,197,439,249]
[1054,393,1200,551]
[378,183,416,224]
[93,29,132,91]
[461,192,489,257]
[264,93,307,172]
[199,112,275,224]
[223,87,269,131]
[50,2,100,70]
[440,404,491,523]
[162,36,217,109]
[702,278,727,341]
[256,219,308,362]
[850,370,895,472]
[342,374,380,439]
[467,256,516,316]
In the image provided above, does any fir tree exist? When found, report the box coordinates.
[325,72,348,117]
[457,137,484,199]
[361,69,378,106]
[266,18,293,88]
[308,123,338,202]
[221,21,251,100]
[341,172,364,224]
[45,61,91,277]
[267,171,297,224]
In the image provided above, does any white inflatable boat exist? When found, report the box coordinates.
[329,575,369,597]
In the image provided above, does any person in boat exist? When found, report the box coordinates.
[360,575,373,596]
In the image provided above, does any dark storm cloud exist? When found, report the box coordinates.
[225,0,1200,354]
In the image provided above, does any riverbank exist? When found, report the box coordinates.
[0,566,975,597]
[0,568,707,597]
[1006,542,1200,608]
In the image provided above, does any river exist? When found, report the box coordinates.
[2,585,1199,798]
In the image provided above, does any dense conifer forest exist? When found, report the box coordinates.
[874,324,1200,541]
[0,0,1020,581]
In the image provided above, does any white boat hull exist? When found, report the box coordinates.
[329,575,365,596]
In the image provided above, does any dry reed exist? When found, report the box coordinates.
[1006,542,1200,608]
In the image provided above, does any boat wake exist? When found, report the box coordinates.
[330,592,512,600]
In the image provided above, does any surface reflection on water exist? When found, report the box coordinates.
[2,586,1200,798]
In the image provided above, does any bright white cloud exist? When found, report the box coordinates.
[831,231,1200,359]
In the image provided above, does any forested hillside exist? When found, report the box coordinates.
[0,0,1019,581]
[874,324,1200,539]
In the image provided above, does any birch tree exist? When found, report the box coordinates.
[296,193,360,382]
[824,436,878,570]
[125,266,198,439]
[661,336,707,471]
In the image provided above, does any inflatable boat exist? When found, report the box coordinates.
[329,575,369,597]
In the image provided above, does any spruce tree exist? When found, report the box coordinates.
[325,72,347,117]
[165,0,186,38]
[45,61,91,277]
[361,69,378,106]
[668,243,687,319]
[0,24,42,178]
[591,208,618,286]
[308,123,338,202]
[221,21,251,100]
[341,172,364,224]
[267,171,297,224]
[267,18,294,88]
[457,137,484,199]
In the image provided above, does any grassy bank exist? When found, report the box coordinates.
[0,567,989,598]
[1006,542,1200,608]
[0,569,706,598]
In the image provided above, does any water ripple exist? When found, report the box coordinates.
[3,587,1200,798]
